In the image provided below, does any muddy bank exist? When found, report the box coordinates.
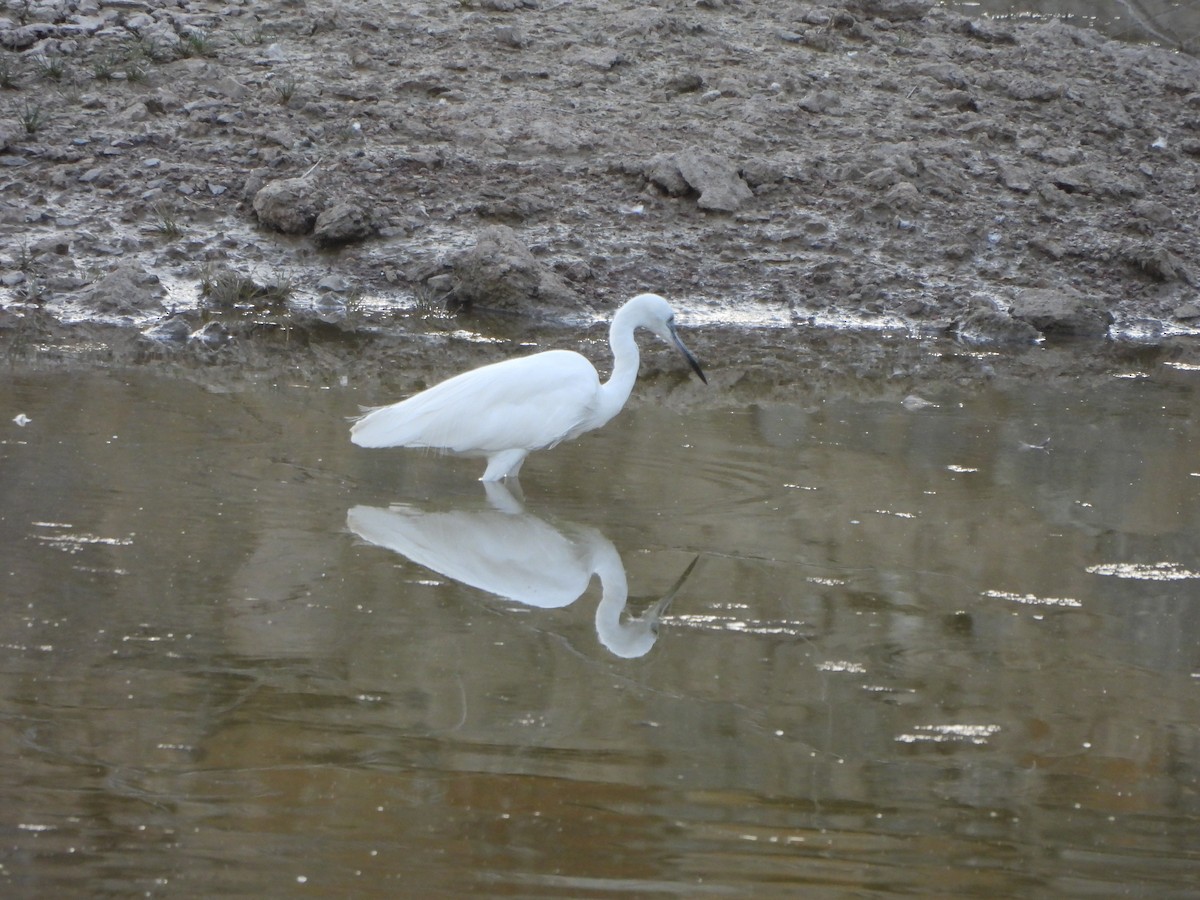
[2,0,1200,398]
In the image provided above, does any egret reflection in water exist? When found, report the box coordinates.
[346,484,696,658]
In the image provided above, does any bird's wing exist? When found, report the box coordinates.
[350,350,601,453]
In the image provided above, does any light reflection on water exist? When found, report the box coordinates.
[1,366,1198,896]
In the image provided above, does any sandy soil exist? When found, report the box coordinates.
[2,0,1200,401]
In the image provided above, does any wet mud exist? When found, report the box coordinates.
[2,0,1200,400]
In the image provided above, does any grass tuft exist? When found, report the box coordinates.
[31,53,65,81]
[18,101,42,134]
[200,267,292,309]
[151,205,184,240]
[177,30,216,59]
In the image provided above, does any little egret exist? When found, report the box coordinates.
[350,292,706,481]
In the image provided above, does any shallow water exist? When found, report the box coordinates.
[944,0,1200,51]
[2,365,1198,896]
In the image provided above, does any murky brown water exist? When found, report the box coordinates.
[2,364,1198,896]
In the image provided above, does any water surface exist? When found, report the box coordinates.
[943,0,1200,51]
[1,365,1198,896]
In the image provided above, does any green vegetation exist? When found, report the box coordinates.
[31,53,65,82]
[177,31,216,59]
[0,52,20,89]
[272,73,298,105]
[151,205,184,240]
[200,267,292,309]
[18,101,42,134]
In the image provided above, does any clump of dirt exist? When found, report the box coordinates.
[2,0,1200,395]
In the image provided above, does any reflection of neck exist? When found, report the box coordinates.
[590,538,657,659]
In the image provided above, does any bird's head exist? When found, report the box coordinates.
[627,293,708,384]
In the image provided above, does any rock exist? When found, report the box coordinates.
[957,18,1017,44]
[797,89,841,114]
[1010,287,1112,337]
[740,157,786,188]
[213,76,249,100]
[252,177,324,235]
[1050,164,1140,198]
[189,321,231,348]
[317,274,351,292]
[1103,100,1135,130]
[997,163,1032,193]
[645,147,754,212]
[883,181,921,209]
[677,149,755,212]
[957,305,1042,345]
[118,101,150,124]
[643,154,690,196]
[1126,246,1189,283]
[847,0,934,22]
[568,47,622,70]
[665,72,704,94]
[1173,301,1200,320]
[141,316,192,343]
[937,89,977,110]
[1039,147,1080,167]
[494,25,528,48]
[83,264,165,316]
[312,201,375,247]
[1005,75,1064,102]
[1130,199,1174,227]
[136,22,180,57]
[917,62,970,89]
[242,167,273,202]
[0,24,52,51]
[446,225,579,314]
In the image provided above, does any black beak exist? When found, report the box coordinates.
[669,324,707,384]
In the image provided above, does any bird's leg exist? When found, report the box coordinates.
[481,448,528,482]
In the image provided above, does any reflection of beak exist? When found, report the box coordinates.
[669,324,708,384]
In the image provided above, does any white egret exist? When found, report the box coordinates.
[350,292,706,481]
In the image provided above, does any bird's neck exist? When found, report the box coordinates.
[596,306,640,424]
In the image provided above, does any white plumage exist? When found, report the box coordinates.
[350,292,706,481]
